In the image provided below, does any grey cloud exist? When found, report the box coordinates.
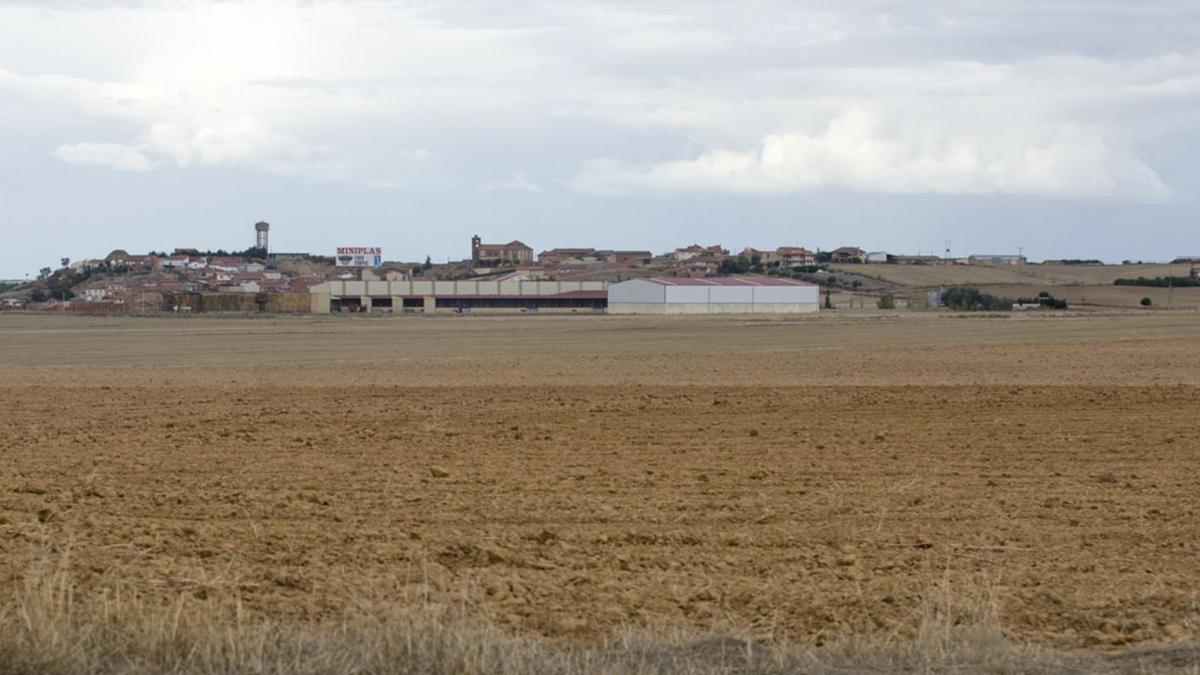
[0,0,1197,277]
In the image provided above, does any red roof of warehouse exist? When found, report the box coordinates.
[395,290,607,300]
[638,276,815,287]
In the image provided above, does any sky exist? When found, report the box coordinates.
[1,0,1198,277]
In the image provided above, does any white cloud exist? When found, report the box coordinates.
[3,1,1193,200]
[396,148,433,161]
[53,142,152,172]
[571,108,1171,200]
[483,171,544,193]
[0,2,1197,204]
[48,117,342,179]
[140,120,342,178]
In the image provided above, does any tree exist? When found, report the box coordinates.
[1019,293,1068,310]
[60,258,70,269]
[823,287,833,309]
[422,255,433,271]
[877,294,896,309]
[1141,297,1153,308]
[38,267,52,280]
[816,251,833,263]
[719,255,751,275]
[941,286,1013,311]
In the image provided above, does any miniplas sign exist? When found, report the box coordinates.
[335,247,383,267]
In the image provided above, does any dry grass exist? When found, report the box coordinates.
[3,553,1196,675]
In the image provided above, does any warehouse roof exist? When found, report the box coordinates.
[635,276,816,287]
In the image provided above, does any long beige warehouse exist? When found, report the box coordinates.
[308,279,607,313]
[608,276,820,314]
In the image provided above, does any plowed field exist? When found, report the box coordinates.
[2,312,1199,650]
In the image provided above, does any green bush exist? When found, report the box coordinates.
[940,286,1013,311]
[877,294,896,309]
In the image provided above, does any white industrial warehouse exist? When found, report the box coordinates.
[607,277,820,314]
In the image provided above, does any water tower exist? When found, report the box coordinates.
[255,221,270,251]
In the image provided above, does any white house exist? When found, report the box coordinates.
[70,259,104,272]
[969,254,1027,266]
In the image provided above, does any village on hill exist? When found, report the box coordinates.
[2,221,1198,314]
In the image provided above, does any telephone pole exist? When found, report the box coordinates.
[1168,262,1174,310]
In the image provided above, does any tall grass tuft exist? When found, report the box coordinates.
[2,553,1196,674]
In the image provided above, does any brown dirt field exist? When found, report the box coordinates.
[2,313,1200,652]
[832,262,1190,292]
[988,284,1200,310]
[832,263,1037,287]
[1019,263,1188,286]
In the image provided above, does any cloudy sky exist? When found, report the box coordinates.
[1,1,1198,277]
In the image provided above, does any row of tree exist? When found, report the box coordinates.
[1015,291,1069,310]
[1115,276,1200,288]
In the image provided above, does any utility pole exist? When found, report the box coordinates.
[1168,262,1174,310]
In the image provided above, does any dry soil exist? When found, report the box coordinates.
[2,312,1199,650]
